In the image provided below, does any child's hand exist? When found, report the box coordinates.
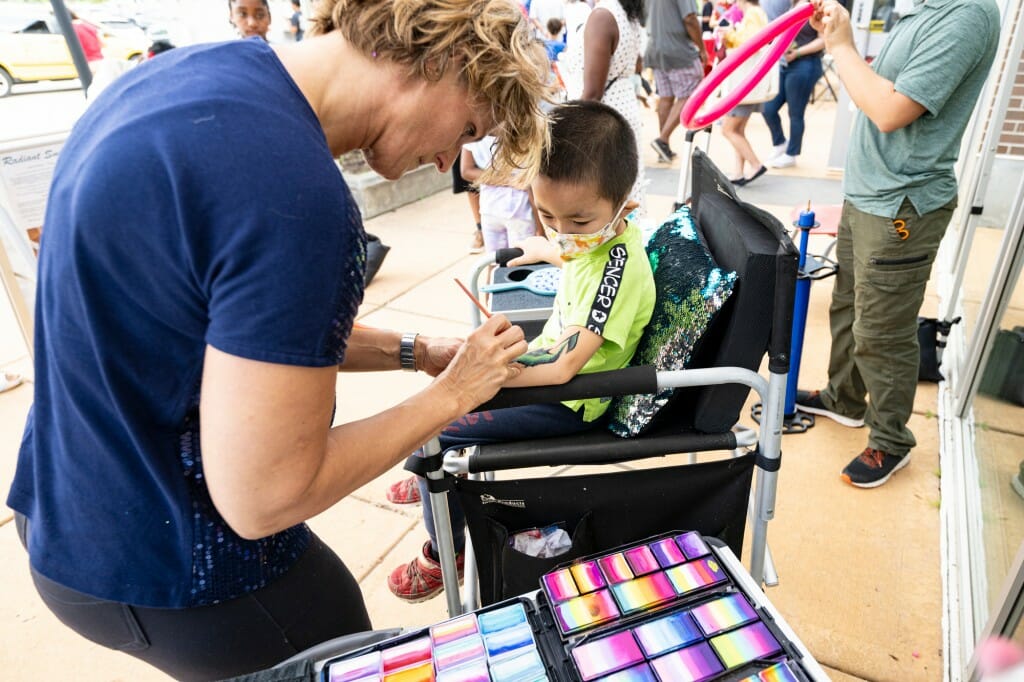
[508,236,562,267]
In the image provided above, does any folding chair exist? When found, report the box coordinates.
[811,54,839,104]
[416,149,799,617]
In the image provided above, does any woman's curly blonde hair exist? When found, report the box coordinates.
[310,0,551,185]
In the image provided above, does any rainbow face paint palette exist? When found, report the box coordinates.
[537,533,812,682]
[553,589,621,635]
[541,534,730,638]
[325,601,549,682]
[558,592,793,682]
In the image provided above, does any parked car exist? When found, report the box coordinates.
[0,11,153,97]
[0,15,77,97]
[88,15,150,62]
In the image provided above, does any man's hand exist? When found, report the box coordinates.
[811,0,855,53]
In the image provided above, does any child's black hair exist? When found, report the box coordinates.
[546,17,564,36]
[540,100,637,206]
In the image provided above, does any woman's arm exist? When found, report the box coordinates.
[338,326,461,377]
[200,314,528,539]
[503,325,603,387]
[784,36,824,62]
[580,8,619,101]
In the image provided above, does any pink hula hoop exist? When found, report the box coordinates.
[680,3,815,130]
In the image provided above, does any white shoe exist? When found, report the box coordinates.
[0,371,23,394]
[768,154,796,168]
[771,143,787,159]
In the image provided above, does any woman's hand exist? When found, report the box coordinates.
[417,336,463,376]
[435,314,527,413]
[508,235,561,267]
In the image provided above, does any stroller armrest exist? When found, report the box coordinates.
[474,365,658,412]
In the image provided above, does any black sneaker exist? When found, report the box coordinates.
[841,448,910,488]
[795,389,864,428]
[651,138,676,162]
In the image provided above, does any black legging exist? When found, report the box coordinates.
[15,514,371,681]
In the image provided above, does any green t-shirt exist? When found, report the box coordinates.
[531,221,656,422]
[843,0,1000,218]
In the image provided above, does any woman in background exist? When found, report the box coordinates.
[718,0,768,186]
[762,0,824,169]
[563,0,647,215]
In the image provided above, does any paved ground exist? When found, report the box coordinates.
[0,94,963,680]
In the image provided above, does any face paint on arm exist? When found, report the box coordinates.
[516,332,580,367]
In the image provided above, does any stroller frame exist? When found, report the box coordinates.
[420,149,797,618]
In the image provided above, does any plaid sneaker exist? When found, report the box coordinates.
[795,389,865,428]
[388,541,465,603]
[386,475,421,505]
[650,138,676,163]
[841,448,910,488]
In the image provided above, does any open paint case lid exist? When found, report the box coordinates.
[533,532,813,682]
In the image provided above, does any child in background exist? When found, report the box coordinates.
[229,0,271,41]
[544,18,566,62]
[388,100,656,603]
[460,136,539,252]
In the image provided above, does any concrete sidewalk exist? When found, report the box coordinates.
[0,99,944,680]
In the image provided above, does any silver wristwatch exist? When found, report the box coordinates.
[400,332,419,372]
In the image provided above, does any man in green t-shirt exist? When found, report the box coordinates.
[797,0,999,488]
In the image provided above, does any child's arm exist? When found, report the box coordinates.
[508,235,563,267]
[503,325,603,387]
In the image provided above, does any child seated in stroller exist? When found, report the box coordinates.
[388,100,657,603]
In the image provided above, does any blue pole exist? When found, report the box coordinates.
[784,206,817,416]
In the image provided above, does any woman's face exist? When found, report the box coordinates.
[230,0,270,40]
[361,69,496,181]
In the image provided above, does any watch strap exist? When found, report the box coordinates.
[400,332,419,372]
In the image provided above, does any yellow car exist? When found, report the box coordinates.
[0,15,77,97]
[0,13,150,97]
[88,15,149,63]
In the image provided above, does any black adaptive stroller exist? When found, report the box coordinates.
[235,149,819,682]
[416,149,799,617]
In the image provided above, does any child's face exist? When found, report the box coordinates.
[230,0,270,39]
[531,176,630,237]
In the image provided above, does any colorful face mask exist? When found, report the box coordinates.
[543,201,629,260]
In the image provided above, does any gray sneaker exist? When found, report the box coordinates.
[841,448,910,488]
[795,389,865,428]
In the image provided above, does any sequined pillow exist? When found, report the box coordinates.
[607,207,737,438]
